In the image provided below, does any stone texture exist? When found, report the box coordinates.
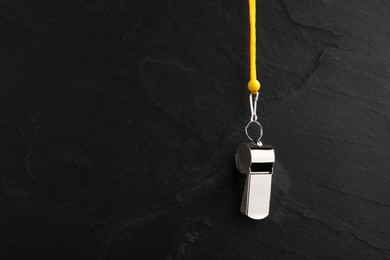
[0,0,389,259]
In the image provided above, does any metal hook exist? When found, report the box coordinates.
[249,92,259,122]
[246,92,262,144]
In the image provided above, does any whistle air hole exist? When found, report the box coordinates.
[250,162,273,173]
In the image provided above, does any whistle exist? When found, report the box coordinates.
[235,142,275,220]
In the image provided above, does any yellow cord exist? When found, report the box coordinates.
[247,0,261,94]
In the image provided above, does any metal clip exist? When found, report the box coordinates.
[245,92,263,146]
[235,142,275,219]
[249,92,259,122]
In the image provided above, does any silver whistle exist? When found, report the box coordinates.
[235,142,275,219]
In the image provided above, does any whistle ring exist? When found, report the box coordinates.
[245,120,263,143]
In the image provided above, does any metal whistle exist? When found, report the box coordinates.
[235,142,275,220]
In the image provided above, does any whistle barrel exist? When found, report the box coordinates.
[236,143,275,220]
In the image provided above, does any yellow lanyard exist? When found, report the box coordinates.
[247,0,261,94]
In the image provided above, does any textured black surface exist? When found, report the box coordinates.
[1,0,390,259]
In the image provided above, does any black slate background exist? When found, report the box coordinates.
[1,0,390,259]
